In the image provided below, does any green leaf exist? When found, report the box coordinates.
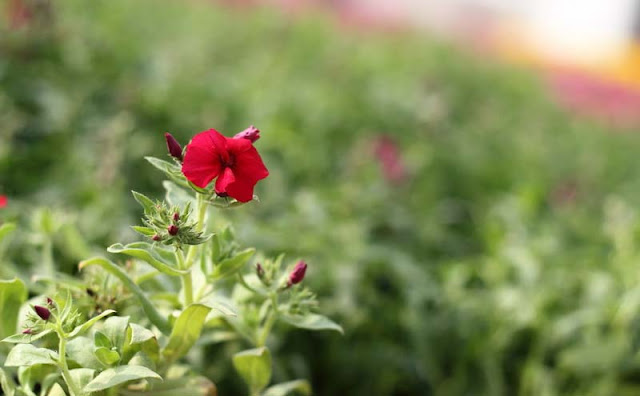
[163,181,197,207]
[0,223,16,243]
[0,367,17,396]
[129,323,156,345]
[94,331,112,348]
[210,248,255,280]
[67,336,103,370]
[133,375,215,396]
[281,313,343,334]
[2,328,53,344]
[103,316,130,351]
[69,368,95,390]
[161,304,211,364]
[145,157,192,189]
[201,297,238,317]
[232,347,272,395]
[0,278,27,340]
[263,379,312,396]
[79,257,171,335]
[83,365,162,393]
[47,383,67,396]
[4,344,58,367]
[132,226,156,236]
[128,351,156,370]
[58,289,74,323]
[95,347,121,366]
[68,309,116,338]
[132,191,156,214]
[107,243,187,276]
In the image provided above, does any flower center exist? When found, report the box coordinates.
[220,153,235,168]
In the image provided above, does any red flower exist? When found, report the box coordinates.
[0,195,7,209]
[181,129,269,202]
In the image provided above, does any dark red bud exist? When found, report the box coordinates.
[152,234,162,241]
[34,305,51,321]
[22,328,33,334]
[168,224,179,236]
[173,212,180,222]
[233,125,260,143]
[164,133,183,161]
[46,297,54,306]
[256,263,265,278]
[287,261,307,287]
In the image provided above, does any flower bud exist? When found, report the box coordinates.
[287,261,307,287]
[152,234,162,241]
[46,297,54,306]
[22,328,33,334]
[34,305,51,321]
[173,212,180,222]
[164,133,183,161]
[256,263,265,279]
[233,125,260,143]
[167,224,179,236]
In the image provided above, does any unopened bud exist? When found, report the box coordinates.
[152,234,162,241]
[233,125,260,143]
[168,224,179,236]
[164,133,183,161]
[173,212,180,222]
[46,297,54,306]
[287,261,307,287]
[34,305,51,321]
[22,328,33,334]
[256,263,265,279]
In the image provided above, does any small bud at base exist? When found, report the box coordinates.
[287,260,307,287]
[46,297,54,306]
[164,133,183,161]
[173,212,180,222]
[168,224,179,236]
[34,305,51,321]
[233,126,260,143]
[22,328,33,334]
[152,234,162,241]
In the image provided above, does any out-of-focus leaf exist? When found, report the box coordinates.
[263,379,312,396]
[0,278,27,341]
[210,248,255,280]
[83,365,162,393]
[68,309,116,338]
[79,257,171,335]
[232,347,271,395]
[281,313,343,334]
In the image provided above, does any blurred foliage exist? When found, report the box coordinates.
[3,0,640,395]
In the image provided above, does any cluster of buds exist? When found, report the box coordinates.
[133,195,209,247]
[22,297,55,334]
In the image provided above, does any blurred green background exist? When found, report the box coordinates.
[3,0,640,395]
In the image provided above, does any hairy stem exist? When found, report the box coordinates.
[176,248,193,306]
[185,193,207,267]
[257,293,279,347]
[58,330,83,396]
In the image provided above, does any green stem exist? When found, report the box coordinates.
[175,248,193,306]
[58,330,83,396]
[184,193,207,267]
[257,293,279,347]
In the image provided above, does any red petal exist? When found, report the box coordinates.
[233,146,269,182]
[0,195,7,209]
[225,135,253,155]
[225,178,256,203]
[182,130,224,188]
[215,167,235,195]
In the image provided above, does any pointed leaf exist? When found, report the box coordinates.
[2,328,53,344]
[68,309,116,338]
[129,323,156,345]
[69,368,95,390]
[83,365,162,393]
[232,347,271,394]
[210,248,255,280]
[161,304,211,364]
[95,347,121,366]
[132,191,156,214]
[263,379,312,396]
[281,314,343,334]
[107,243,187,276]
[5,344,58,366]
[0,278,27,340]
